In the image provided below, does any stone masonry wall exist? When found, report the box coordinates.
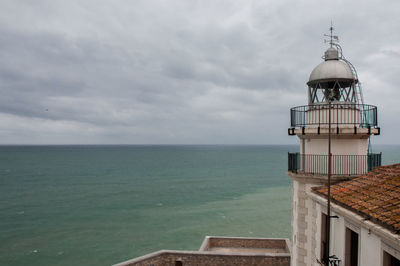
[293,180,308,266]
[207,238,288,251]
[115,251,290,266]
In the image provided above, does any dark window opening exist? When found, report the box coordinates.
[345,228,359,266]
[175,260,183,266]
[321,213,328,261]
[383,251,400,266]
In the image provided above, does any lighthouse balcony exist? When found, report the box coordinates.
[288,103,379,134]
[288,152,382,176]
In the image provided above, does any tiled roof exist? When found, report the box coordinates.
[314,163,400,234]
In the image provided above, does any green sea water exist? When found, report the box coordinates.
[0,144,398,266]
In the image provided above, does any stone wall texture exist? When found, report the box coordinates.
[115,251,290,266]
[206,237,289,252]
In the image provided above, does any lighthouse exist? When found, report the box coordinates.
[287,28,381,266]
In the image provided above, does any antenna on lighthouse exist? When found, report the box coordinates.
[324,22,339,47]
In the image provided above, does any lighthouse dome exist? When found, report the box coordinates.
[307,46,357,86]
[307,60,355,85]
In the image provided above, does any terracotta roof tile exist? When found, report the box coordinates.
[314,163,400,234]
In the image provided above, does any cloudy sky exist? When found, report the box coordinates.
[0,0,399,144]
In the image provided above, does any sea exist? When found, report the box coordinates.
[0,144,398,266]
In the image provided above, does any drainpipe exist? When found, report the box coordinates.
[324,100,332,266]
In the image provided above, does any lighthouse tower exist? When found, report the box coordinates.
[287,29,381,266]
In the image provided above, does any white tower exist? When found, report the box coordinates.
[287,29,381,266]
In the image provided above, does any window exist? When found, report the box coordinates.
[321,213,328,261]
[345,227,359,266]
[383,251,400,266]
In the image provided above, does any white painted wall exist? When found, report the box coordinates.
[300,138,369,175]
[314,203,322,266]
[306,107,359,128]
[310,199,398,266]
[305,183,314,266]
[331,210,345,261]
[304,138,368,155]
[359,227,381,266]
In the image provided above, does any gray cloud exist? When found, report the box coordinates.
[0,0,399,144]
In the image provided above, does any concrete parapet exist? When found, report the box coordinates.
[199,236,290,253]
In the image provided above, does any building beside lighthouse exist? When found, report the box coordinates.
[311,163,400,266]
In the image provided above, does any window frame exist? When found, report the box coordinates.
[382,241,400,266]
[344,221,360,266]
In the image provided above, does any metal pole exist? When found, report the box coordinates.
[324,100,332,265]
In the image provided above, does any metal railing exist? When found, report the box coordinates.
[288,152,382,176]
[290,103,378,128]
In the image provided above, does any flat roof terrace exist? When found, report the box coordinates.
[199,236,290,254]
